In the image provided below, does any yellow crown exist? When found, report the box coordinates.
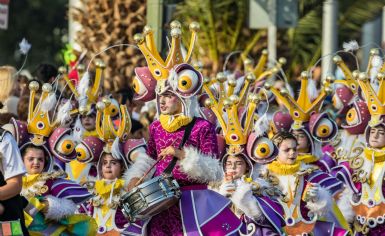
[356,71,385,126]
[205,73,261,148]
[58,59,105,115]
[134,21,199,81]
[95,97,132,150]
[27,82,57,145]
[266,71,334,129]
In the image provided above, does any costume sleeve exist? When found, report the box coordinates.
[197,121,219,158]
[146,124,157,160]
[0,133,26,180]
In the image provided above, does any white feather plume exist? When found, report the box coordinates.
[56,100,73,126]
[111,137,123,160]
[307,79,319,101]
[77,72,90,97]
[168,69,178,91]
[73,116,85,143]
[19,38,31,55]
[41,93,57,112]
[253,114,269,137]
[343,40,359,52]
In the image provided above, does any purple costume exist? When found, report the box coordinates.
[145,118,242,235]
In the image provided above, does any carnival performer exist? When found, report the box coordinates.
[79,97,146,235]
[124,21,243,235]
[265,132,348,235]
[266,72,338,173]
[332,69,385,235]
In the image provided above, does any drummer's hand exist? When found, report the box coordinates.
[127,177,140,191]
[159,146,185,160]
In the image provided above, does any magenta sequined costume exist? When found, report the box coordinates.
[145,118,242,235]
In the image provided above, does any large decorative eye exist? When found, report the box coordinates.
[177,69,199,93]
[75,143,91,162]
[346,107,359,125]
[56,134,75,155]
[107,99,120,117]
[315,119,334,138]
[132,76,147,97]
[253,137,275,160]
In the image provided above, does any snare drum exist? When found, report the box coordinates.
[121,175,181,222]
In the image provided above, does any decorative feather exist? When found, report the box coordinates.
[77,72,90,97]
[371,55,383,68]
[19,38,31,55]
[73,116,85,143]
[307,79,319,101]
[253,114,269,137]
[41,93,57,112]
[111,137,123,160]
[343,40,359,52]
[168,69,178,91]
[56,100,72,126]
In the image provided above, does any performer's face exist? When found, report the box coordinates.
[158,92,182,115]
[81,114,96,131]
[369,125,385,148]
[291,129,310,153]
[277,138,298,165]
[101,154,123,180]
[224,155,248,180]
[23,148,45,174]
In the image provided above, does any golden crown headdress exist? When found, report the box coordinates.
[356,71,385,126]
[27,82,59,145]
[58,59,105,115]
[265,71,334,129]
[204,72,262,154]
[95,97,131,151]
[134,20,199,81]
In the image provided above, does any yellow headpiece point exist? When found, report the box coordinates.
[228,78,237,87]
[324,86,333,95]
[29,81,39,91]
[300,71,309,79]
[143,25,153,35]
[245,73,256,82]
[204,98,214,108]
[223,99,232,109]
[189,22,200,32]
[243,58,253,67]
[78,106,88,116]
[352,70,360,78]
[134,33,145,44]
[358,72,368,81]
[58,66,67,74]
[370,48,380,56]
[333,55,342,63]
[325,75,335,83]
[76,64,85,74]
[102,97,111,107]
[170,28,182,38]
[264,82,272,90]
[262,49,268,55]
[170,20,182,29]
[216,72,227,83]
[248,93,260,103]
[278,57,287,65]
[42,83,52,92]
[96,101,105,111]
[229,95,240,105]
[203,77,211,85]
[95,59,106,68]
[279,88,289,96]
[377,72,385,80]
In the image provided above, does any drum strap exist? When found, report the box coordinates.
[163,117,197,176]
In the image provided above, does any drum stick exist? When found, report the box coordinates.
[134,139,179,187]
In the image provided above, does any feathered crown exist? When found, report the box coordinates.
[58,59,105,115]
[265,71,334,129]
[95,97,131,152]
[204,73,261,154]
[27,81,58,145]
[133,20,199,81]
[356,71,385,126]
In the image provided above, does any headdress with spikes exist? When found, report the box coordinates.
[95,97,132,152]
[265,71,334,129]
[357,71,385,127]
[58,59,105,115]
[27,81,59,145]
[134,21,199,81]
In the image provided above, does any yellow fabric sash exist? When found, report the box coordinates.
[159,114,192,132]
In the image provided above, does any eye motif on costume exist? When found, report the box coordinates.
[252,137,275,160]
[55,134,75,155]
[345,107,359,126]
[314,118,334,138]
[106,99,120,117]
[132,76,147,97]
[75,143,91,162]
[177,69,199,93]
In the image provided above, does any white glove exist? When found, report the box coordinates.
[218,182,236,197]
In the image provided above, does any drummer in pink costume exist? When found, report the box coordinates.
[124,21,243,235]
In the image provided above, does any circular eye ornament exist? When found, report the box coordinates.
[133,67,157,102]
[246,133,278,164]
[48,128,77,163]
[173,63,203,98]
[309,112,338,142]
